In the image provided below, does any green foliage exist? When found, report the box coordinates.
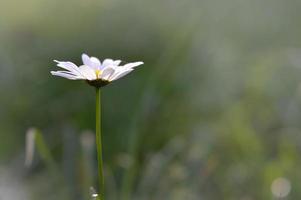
[1,0,301,199]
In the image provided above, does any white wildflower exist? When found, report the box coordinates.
[51,53,143,87]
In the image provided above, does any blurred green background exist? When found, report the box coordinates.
[1,0,301,199]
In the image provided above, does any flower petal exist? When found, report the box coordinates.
[79,65,97,80]
[123,61,144,69]
[51,70,82,76]
[109,68,134,81]
[54,60,82,75]
[51,71,83,80]
[82,54,92,66]
[81,54,101,70]
[102,59,122,68]
[90,57,101,69]
[100,67,115,81]
[113,60,122,66]
[102,59,114,68]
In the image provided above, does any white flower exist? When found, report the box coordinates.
[51,53,143,87]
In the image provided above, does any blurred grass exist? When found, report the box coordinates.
[1,0,301,199]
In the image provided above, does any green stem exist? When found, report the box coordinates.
[96,87,105,199]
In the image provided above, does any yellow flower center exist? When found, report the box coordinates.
[95,69,102,79]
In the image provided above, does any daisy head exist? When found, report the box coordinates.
[51,53,144,88]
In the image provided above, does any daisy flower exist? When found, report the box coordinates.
[50,53,143,199]
[51,53,144,87]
